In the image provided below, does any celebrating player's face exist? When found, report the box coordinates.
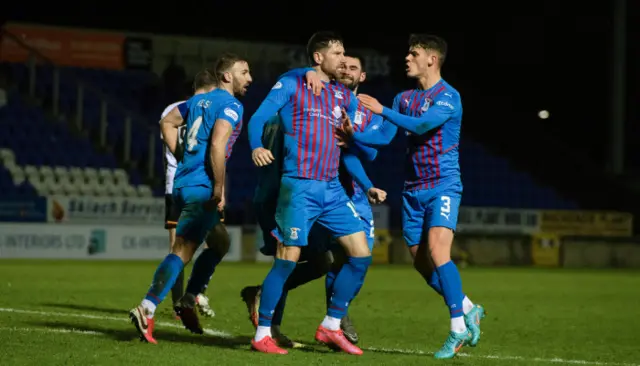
[405,46,431,78]
[230,61,252,96]
[338,56,366,91]
[320,41,346,79]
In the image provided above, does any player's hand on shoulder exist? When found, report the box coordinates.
[252,147,275,167]
[305,70,324,96]
[367,187,387,205]
[357,94,383,114]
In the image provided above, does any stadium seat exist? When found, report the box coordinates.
[0,61,579,210]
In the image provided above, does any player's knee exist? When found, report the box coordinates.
[276,242,301,262]
[205,224,230,258]
[330,246,347,271]
[427,227,454,264]
[337,231,371,257]
[171,236,198,263]
[412,249,434,277]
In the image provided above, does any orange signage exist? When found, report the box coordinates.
[1,23,125,70]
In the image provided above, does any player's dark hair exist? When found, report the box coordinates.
[409,34,448,67]
[212,52,246,84]
[345,52,366,72]
[306,31,343,65]
[192,68,217,91]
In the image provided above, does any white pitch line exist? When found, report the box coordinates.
[0,326,103,336]
[0,307,636,366]
[0,307,231,337]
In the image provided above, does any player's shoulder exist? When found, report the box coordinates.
[273,74,301,91]
[439,81,461,100]
[161,100,186,119]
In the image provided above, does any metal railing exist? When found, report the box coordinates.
[1,29,159,182]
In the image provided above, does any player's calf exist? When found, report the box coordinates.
[318,231,370,355]
[252,245,299,352]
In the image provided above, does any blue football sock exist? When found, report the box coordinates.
[145,254,184,306]
[186,248,223,295]
[272,289,288,326]
[325,267,338,309]
[428,269,444,295]
[435,261,465,318]
[258,258,296,327]
[327,256,372,319]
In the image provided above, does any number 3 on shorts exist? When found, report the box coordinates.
[440,196,451,220]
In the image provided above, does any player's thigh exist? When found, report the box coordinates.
[316,185,364,239]
[301,223,332,262]
[425,182,462,232]
[274,177,322,247]
[165,194,179,230]
[353,198,375,252]
[205,222,230,257]
[254,200,278,256]
[175,186,221,246]
[402,190,429,247]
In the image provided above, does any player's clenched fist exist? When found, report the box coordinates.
[252,147,274,167]
[367,187,387,204]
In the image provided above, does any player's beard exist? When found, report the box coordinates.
[339,77,358,91]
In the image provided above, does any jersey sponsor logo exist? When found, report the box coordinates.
[420,98,432,113]
[334,90,343,100]
[354,111,364,125]
[436,100,454,110]
[272,81,283,90]
[224,108,239,122]
[331,106,342,123]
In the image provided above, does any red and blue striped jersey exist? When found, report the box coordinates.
[225,119,243,160]
[248,75,360,181]
[393,80,462,191]
[339,102,382,196]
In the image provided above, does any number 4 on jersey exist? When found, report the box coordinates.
[186,116,203,151]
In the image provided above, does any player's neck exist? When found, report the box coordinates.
[351,85,359,95]
[417,71,442,90]
[312,65,332,82]
[219,84,235,96]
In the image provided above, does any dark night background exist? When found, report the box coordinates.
[1,0,639,225]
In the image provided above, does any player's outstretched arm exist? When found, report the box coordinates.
[353,114,398,147]
[160,104,187,155]
[248,77,296,151]
[359,92,460,135]
[277,67,323,96]
[336,106,378,162]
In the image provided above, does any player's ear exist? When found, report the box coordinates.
[223,71,232,83]
[313,52,323,65]
[359,72,367,83]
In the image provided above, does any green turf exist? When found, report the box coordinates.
[0,260,638,365]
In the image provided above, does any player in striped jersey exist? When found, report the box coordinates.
[356,34,485,359]
[240,55,386,348]
[247,32,378,355]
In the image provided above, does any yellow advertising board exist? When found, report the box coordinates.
[539,210,632,237]
[531,233,561,267]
